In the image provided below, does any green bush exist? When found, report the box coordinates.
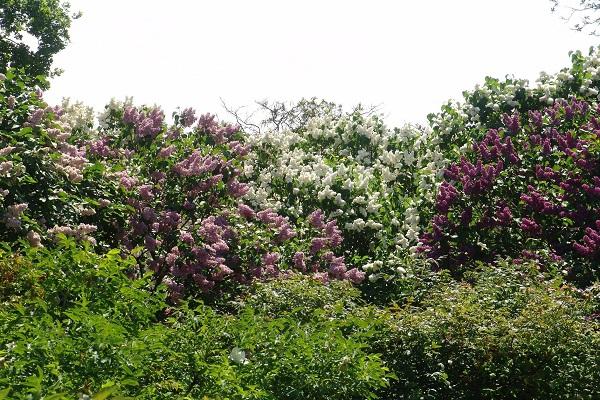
[235,273,361,321]
[368,262,600,399]
[0,241,392,399]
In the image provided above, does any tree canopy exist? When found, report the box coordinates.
[0,0,77,81]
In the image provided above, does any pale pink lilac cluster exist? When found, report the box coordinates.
[123,106,165,139]
[3,203,28,229]
[48,223,98,244]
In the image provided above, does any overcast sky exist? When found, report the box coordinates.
[46,0,599,127]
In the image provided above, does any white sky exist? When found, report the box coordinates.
[46,0,600,127]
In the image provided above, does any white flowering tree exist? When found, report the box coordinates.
[241,109,447,282]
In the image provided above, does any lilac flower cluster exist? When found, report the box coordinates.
[475,129,519,164]
[197,113,239,144]
[48,223,98,244]
[3,203,28,229]
[443,158,502,197]
[422,97,600,278]
[123,106,165,139]
[89,137,114,158]
[180,107,197,128]
[173,151,221,177]
[573,221,600,258]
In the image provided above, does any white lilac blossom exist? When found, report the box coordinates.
[59,98,95,134]
[242,111,446,254]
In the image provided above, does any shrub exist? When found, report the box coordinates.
[242,110,445,263]
[235,273,361,321]
[0,241,392,399]
[421,48,600,284]
[368,262,600,399]
[0,68,126,250]
[420,95,600,283]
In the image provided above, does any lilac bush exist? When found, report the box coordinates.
[0,69,125,249]
[420,97,600,283]
[241,111,447,286]
[91,103,359,299]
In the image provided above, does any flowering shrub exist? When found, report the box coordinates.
[88,102,363,299]
[429,47,600,157]
[421,94,600,282]
[0,69,369,298]
[0,68,125,249]
[5,34,600,400]
[242,111,446,281]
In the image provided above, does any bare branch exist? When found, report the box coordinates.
[220,98,262,134]
[550,0,600,35]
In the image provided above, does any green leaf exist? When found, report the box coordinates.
[92,385,118,400]
[0,388,11,400]
[44,393,68,400]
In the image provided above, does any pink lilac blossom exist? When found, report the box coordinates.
[238,203,256,219]
[89,138,112,157]
[257,209,278,224]
[150,171,166,182]
[144,235,161,252]
[26,230,43,247]
[328,255,347,278]
[262,252,280,266]
[324,220,343,247]
[173,151,221,177]
[308,209,325,228]
[116,171,138,190]
[310,237,327,254]
[27,108,45,125]
[344,268,365,284]
[193,274,216,292]
[123,106,164,138]
[213,264,234,281]
[293,252,306,271]
[180,107,197,127]
[227,180,249,198]
[210,240,230,254]
[521,218,542,234]
[139,185,154,200]
[158,145,176,158]
[263,264,279,277]
[277,223,296,242]
[163,278,184,301]
[180,231,194,244]
[166,251,179,266]
[4,203,28,229]
[228,141,251,156]
[198,216,223,243]
[0,161,13,177]
[98,199,112,208]
[502,112,520,134]
[313,272,329,284]
[0,146,15,157]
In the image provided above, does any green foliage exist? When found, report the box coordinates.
[0,242,392,399]
[0,0,77,81]
[2,16,600,398]
[235,273,361,321]
[369,262,600,399]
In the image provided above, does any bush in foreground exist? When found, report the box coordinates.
[0,240,391,399]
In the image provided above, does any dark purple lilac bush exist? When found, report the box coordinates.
[420,97,600,283]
